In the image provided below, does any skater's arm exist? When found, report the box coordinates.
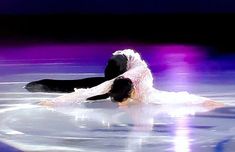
[201,100,224,110]
[25,77,106,93]
[39,78,114,107]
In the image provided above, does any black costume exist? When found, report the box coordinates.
[25,54,128,93]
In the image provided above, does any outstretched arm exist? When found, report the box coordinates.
[201,100,224,110]
[150,90,224,110]
[39,78,115,107]
[25,77,106,93]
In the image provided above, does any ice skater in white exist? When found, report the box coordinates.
[40,49,224,109]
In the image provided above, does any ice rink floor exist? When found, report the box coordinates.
[0,45,235,152]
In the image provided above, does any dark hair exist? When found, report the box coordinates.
[109,76,134,103]
[104,54,128,80]
[86,76,134,102]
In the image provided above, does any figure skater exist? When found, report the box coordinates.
[25,52,128,93]
[40,49,224,109]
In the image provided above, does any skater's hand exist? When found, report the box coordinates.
[39,100,54,108]
[202,100,224,110]
[24,79,51,92]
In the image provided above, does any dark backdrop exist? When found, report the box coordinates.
[0,0,235,55]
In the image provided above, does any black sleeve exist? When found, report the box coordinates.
[24,77,106,93]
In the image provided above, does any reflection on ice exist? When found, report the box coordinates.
[0,102,215,152]
[173,118,191,152]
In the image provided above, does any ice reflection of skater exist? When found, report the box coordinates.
[123,105,155,152]
[40,49,224,109]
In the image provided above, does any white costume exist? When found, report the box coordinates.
[49,49,208,106]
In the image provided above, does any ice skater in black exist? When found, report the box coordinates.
[25,54,128,93]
